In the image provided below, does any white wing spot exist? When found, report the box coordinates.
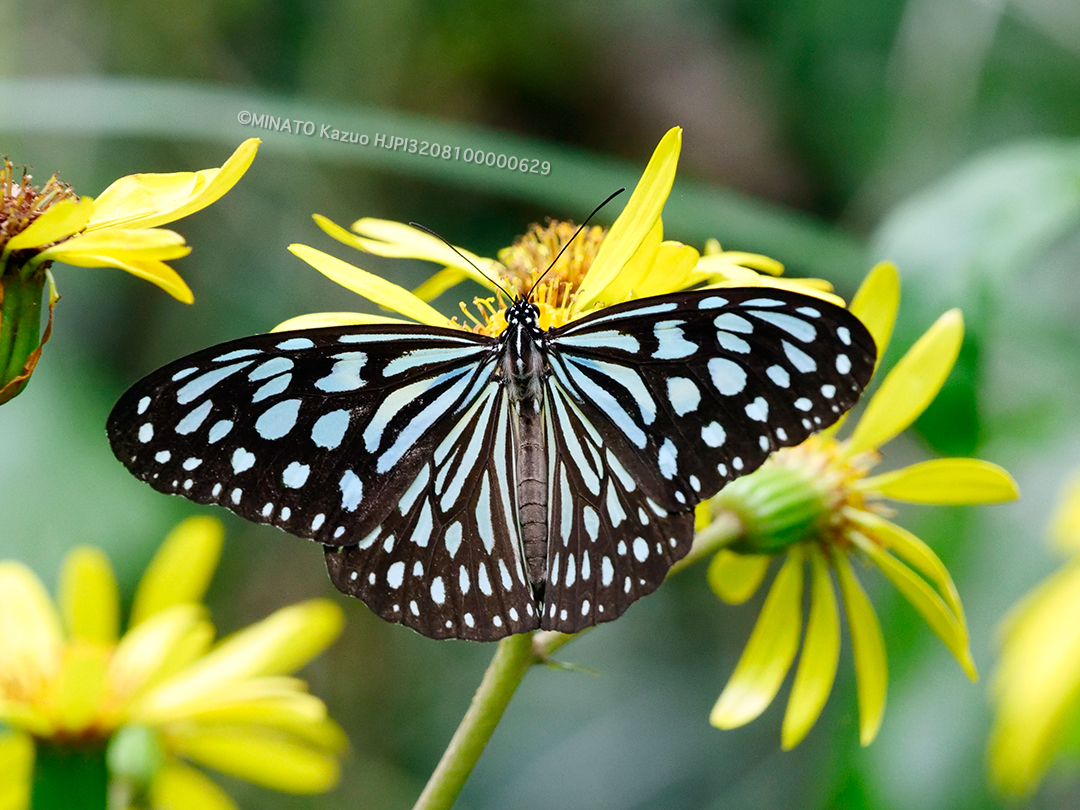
[171,367,197,381]
[666,376,701,415]
[311,513,325,531]
[282,461,310,488]
[276,337,314,350]
[717,332,751,353]
[766,365,790,388]
[249,357,293,381]
[776,427,788,441]
[137,396,151,414]
[213,349,261,363]
[565,555,577,587]
[837,326,852,345]
[182,457,202,471]
[509,607,519,621]
[733,457,744,471]
[499,560,513,591]
[261,502,274,517]
[698,295,728,309]
[280,507,291,521]
[653,321,697,359]
[138,423,154,443]
[478,563,492,596]
[749,310,817,342]
[794,397,813,411]
[493,616,503,628]
[821,384,836,399]
[311,409,350,450]
[836,354,851,374]
[560,609,568,621]
[617,540,627,556]
[633,537,649,562]
[708,358,747,395]
[231,488,242,504]
[431,577,446,605]
[745,397,769,422]
[583,506,600,542]
[624,577,632,593]
[409,600,420,617]
[783,340,817,373]
[154,450,171,463]
[759,435,770,451]
[701,421,726,447]
[690,474,701,492]
[339,470,363,511]
[231,448,255,473]
[387,562,405,589]
[183,479,193,490]
[208,419,233,443]
[713,313,753,333]
[582,551,591,580]
[316,352,367,392]
[445,522,463,558]
[581,600,591,616]
[252,374,291,403]
[658,438,678,479]
[211,483,222,497]
[463,607,474,625]
[255,399,301,440]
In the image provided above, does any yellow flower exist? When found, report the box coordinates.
[277,127,831,334]
[988,472,1080,795]
[706,262,1019,749]
[0,141,258,403]
[0,517,345,810]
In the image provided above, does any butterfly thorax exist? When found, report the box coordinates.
[499,298,549,589]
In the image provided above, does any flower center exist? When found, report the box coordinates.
[0,159,78,255]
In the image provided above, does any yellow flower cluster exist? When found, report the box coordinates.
[0,517,345,810]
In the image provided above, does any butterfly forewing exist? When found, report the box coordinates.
[547,290,875,512]
[324,384,541,640]
[107,327,497,547]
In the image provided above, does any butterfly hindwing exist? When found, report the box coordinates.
[547,289,876,511]
[107,326,497,546]
[325,383,541,640]
[541,381,695,633]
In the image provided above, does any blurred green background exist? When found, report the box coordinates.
[3,0,1080,807]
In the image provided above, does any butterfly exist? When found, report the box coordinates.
[107,287,875,640]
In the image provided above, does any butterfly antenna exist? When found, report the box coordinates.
[525,188,625,301]
[408,222,515,301]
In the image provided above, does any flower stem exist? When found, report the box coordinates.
[31,741,109,810]
[411,509,743,809]
[412,632,538,810]
[0,268,46,402]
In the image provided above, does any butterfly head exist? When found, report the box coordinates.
[502,297,543,339]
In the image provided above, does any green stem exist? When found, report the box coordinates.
[31,741,109,810]
[0,268,46,398]
[412,509,744,808]
[412,632,538,810]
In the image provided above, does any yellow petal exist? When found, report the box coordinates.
[850,261,899,370]
[861,458,1019,505]
[833,552,888,745]
[0,730,33,810]
[59,547,119,644]
[583,218,663,304]
[45,250,194,303]
[289,244,453,328]
[109,605,212,711]
[0,562,63,692]
[53,640,109,733]
[343,217,499,289]
[139,600,343,719]
[41,228,190,260]
[845,309,964,457]
[710,549,804,729]
[271,312,415,332]
[1051,472,1080,553]
[576,127,681,308]
[131,517,224,626]
[412,266,473,302]
[989,561,1080,795]
[5,198,94,251]
[707,550,771,605]
[628,240,700,299]
[149,761,239,810]
[782,547,841,749]
[843,509,966,631]
[88,139,259,231]
[850,532,976,680]
[169,726,340,793]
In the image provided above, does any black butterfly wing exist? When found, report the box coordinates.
[540,379,695,633]
[537,288,876,628]
[324,382,541,640]
[546,288,876,510]
[107,326,504,545]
